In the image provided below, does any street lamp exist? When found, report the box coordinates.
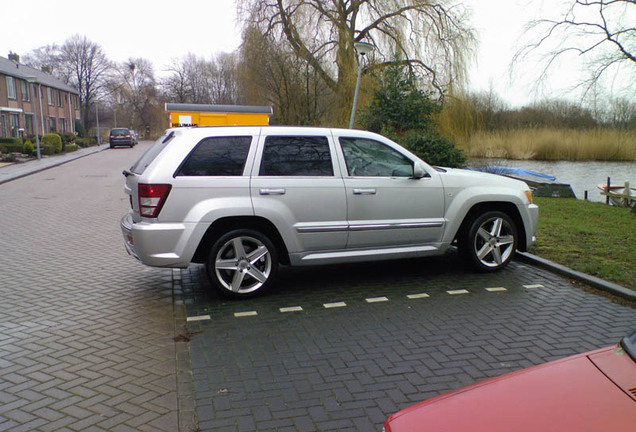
[25,76,42,160]
[348,41,374,129]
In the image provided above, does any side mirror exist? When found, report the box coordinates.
[412,164,426,179]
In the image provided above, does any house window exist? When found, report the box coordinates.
[59,118,66,133]
[24,114,34,135]
[10,113,20,137]
[21,80,30,101]
[57,90,63,107]
[6,76,17,100]
[1,114,6,137]
[47,87,54,105]
[49,117,57,132]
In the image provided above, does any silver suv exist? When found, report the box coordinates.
[121,126,538,298]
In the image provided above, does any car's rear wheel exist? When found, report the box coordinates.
[461,211,517,272]
[206,229,278,298]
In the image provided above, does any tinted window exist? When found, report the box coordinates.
[177,136,252,176]
[260,136,333,176]
[339,137,413,177]
[111,128,130,135]
[130,132,175,174]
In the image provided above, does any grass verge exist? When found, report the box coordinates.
[529,197,635,291]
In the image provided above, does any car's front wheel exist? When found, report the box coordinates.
[206,229,278,298]
[462,211,517,272]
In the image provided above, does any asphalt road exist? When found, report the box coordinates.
[1,141,634,432]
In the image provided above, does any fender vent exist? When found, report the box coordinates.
[630,388,636,397]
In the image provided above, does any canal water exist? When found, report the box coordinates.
[468,159,636,203]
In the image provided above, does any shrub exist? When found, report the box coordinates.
[42,133,63,153]
[75,138,90,148]
[23,140,34,156]
[400,132,467,168]
[40,144,56,156]
[64,143,79,152]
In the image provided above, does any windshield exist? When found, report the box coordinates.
[620,330,636,362]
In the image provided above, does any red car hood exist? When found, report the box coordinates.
[385,345,636,432]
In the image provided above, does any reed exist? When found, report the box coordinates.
[458,128,636,161]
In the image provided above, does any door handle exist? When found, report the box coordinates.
[259,188,286,195]
[353,188,376,195]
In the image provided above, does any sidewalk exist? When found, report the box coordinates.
[0,144,108,185]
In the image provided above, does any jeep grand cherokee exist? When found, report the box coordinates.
[121,126,538,298]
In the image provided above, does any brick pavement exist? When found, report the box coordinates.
[2,144,635,432]
[180,255,636,432]
[0,145,194,431]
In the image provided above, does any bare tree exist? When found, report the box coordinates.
[239,0,475,124]
[24,35,112,131]
[162,53,242,105]
[113,58,163,134]
[239,27,331,124]
[516,0,635,98]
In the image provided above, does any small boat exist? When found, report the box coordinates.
[597,182,636,208]
[468,166,576,198]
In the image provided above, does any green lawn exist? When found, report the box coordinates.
[529,197,636,291]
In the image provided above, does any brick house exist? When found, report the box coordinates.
[0,52,81,139]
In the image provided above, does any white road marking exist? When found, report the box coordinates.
[524,284,545,289]
[447,289,470,295]
[486,287,508,292]
[407,293,430,299]
[280,306,303,313]
[234,311,258,317]
[186,315,211,322]
[324,302,347,308]
[366,297,389,303]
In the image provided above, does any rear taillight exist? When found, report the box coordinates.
[138,184,171,218]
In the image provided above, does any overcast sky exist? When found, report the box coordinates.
[1,0,625,107]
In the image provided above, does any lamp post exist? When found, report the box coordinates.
[348,41,374,129]
[95,101,101,145]
[25,76,42,160]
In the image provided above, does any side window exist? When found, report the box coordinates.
[260,136,333,176]
[339,137,413,177]
[176,136,252,176]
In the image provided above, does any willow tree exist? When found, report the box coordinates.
[239,0,475,125]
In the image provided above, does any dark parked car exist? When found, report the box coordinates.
[384,330,636,431]
[109,128,134,148]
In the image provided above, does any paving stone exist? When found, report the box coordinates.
[0,146,188,431]
[180,250,636,431]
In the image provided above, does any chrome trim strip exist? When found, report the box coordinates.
[348,221,443,231]
[296,225,349,233]
[296,221,443,234]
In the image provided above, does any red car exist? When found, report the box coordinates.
[384,330,636,432]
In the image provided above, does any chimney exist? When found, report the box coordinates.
[8,51,20,63]
[42,65,52,74]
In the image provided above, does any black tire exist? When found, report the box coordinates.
[460,211,517,272]
[206,229,278,298]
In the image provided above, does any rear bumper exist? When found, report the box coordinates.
[120,213,191,268]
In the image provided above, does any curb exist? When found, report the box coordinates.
[0,145,108,185]
[516,251,636,302]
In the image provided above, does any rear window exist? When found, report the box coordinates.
[130,131,175,174]
[176,136,252,176]
[111,128,130,135]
